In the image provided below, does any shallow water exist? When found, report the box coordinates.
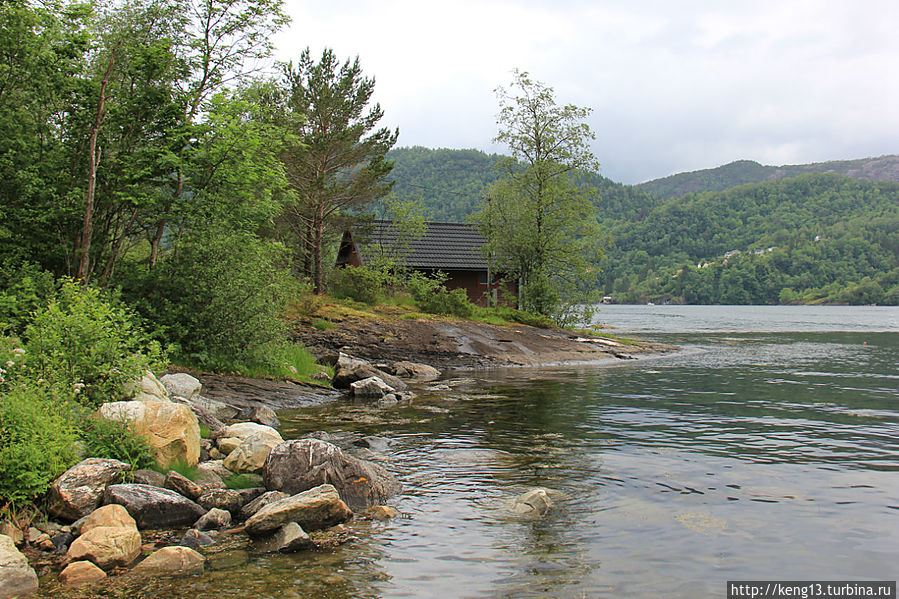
[41,306,899,598]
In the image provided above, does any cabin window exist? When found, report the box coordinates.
[479,272,488,286]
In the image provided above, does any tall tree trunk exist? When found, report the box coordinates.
[77,43,120,282]
[313,200,325,294]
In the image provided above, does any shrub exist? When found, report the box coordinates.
[328,265,390,304]
[24,281,164,408]
[0,382,80,505]
[78,415,156,472]
[122,227,298,369]
[406,272,475,317]
[493,306,555,328]
[0,262,56,336]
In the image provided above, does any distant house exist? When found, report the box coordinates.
[336,220,516,306]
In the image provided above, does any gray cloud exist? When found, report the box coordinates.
[276,0,898,183]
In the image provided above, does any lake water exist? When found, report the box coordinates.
[42,306,899,598]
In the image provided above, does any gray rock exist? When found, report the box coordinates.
[123,370,170,402]
[160,373,202,401]
[194,508,231,531]
[47,458,132,522]
[131,469,166,488]
[249,405,280,428]
[254,522,313,553]
[223,431,281,473]
[0,534,38,598]
[164,470,204,501]
[180,529,215,548]
[132,546,205,575]
[351,376,395,399]
[103,484,206,529]
[391,360,441,381]
[196,487,263,517]
[244,484,352,535]
[331,353,407,391]
[263,438,402,511]
[509,488,567,518]
[239,490,286,520]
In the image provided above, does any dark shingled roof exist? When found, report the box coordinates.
[356,220,488,270]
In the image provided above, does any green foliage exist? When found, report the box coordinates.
[278,47,398,293]
[209,340,326,381]
[472,70,604,317]
[24,281,163,407]
[487,306,555,328]
[152,459,200,481]
[78,416,155,472]
[329,266,391,305]
[0,382,80,505]
[406,272,475,317]
[0,263,57,336]
[123,228,298,369]
[224,473,261,490]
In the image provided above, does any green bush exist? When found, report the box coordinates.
[24,281,164,407]
[406,272,475,317]
[0,382,80,505]
[78,415,155,472]
[0,336,27,393]
[492,306,555,328]
[328,265,390,304]
[0,261,56,336]
[122,227,298,369]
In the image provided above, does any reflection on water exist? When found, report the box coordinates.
[40,309,899,598]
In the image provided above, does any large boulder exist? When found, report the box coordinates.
[67,526,141,569]
[0,534,38,598]
[350,376,395,399]
[223,430,282,473]
[244,484,352,535]
[103,484,206,529]
[169,396,230,434]
[123,370,169,402]
[254,522,313,554]
[59,560,107,586]
[132,546,205,575]
[164,470,204,501]
[99,401,201,468]
[331,354,406,391]
[263,438,402,511]
[160,373,202,401]
[391,361,441,381]
[80,504,137,534]
[47,458,132,521]
[217,423,282,456]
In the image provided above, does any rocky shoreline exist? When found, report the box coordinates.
[1,323,672,597]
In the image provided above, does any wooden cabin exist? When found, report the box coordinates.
[336,220,516,307]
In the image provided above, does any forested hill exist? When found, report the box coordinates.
[386,146,661,222]
[385,147,899,305]
[635,155,899,199]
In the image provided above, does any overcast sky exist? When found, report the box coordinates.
[274,0,898,184]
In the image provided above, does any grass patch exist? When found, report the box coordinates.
[198,423,210,439]
[152,459,200,480]
[310,318,336,331]
[175,340,331,383]
[224,473,261,490]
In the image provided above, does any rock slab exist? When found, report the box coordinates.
[244,484,352,535]
[263,438,402,511]
[103,484,206,529]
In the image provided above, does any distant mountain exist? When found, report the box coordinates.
[635,155,899,199]
[383,147,899,305]
[386,146,661,223]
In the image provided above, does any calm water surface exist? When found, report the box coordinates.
[44,306,899,598]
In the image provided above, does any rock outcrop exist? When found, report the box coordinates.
[244,484,352,535]
[263,438,402,511]
[47,458,132,521]
[99,401,201,468]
